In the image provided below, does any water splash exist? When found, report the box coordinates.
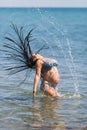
[62,92,81,99]
[59,29,80,96]
[64,37,80,95]
[35,8,80,96]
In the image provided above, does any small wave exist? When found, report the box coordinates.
[62,92,81,99]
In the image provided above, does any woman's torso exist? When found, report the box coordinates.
[40,60,60,85]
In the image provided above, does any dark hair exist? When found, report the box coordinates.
[3,24,36,75]
[3,24,49,75]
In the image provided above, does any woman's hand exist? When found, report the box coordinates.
[33,90,36,97]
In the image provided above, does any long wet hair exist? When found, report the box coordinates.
[3,24,48,75]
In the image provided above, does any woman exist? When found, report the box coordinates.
[31,53,60,97]
[4,24,61,97]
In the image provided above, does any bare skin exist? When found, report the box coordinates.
[32,54,60,97]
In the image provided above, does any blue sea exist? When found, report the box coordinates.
[0,8,87,130]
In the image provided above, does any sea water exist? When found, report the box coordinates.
[0,8,87,130]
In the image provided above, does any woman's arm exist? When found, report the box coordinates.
[33,60,42,96]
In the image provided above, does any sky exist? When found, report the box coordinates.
[0,0,87,7]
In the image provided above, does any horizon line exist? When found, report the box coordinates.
[0,6,87,8]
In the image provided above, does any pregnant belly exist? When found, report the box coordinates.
[43,67,60,85]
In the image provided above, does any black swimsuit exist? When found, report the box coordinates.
[41,60,58,91]
[41,61,58,76]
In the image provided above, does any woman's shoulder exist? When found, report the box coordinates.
[36,59,44,66]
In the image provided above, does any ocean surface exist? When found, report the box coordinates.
[0,8,87,130]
